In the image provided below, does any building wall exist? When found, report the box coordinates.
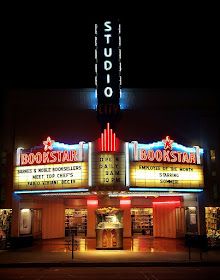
[41,200,65,239]
[121,204,131,237]
[87,204,97,238]
[153,204,177,238]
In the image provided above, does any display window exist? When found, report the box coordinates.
[131,208,153,236]
[0,209,12,240]
[65,209,87,236]
[205,207,220,237]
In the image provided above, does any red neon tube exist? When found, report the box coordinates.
[101,132,104,151]
[153,201,180,205]
[110,129,113,151]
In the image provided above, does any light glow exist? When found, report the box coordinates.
[14,188,89,194]
[138,141,203,154]
[120,199,131,205]
[21,208,30,212]
[130,162,204,189]
[87,199,98,206]
[40,192,91,196]
[16,147,24,166]
[129,187,203,192]
[43,136,54,151]
[125,142,130,187]
[14,162,88,189]
[94,153,125,187]
[153,201,180,205]
[109,192,189,197]
[88,142,92,187]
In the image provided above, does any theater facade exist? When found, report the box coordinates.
[9,18,207,250]
[12,122,204,249]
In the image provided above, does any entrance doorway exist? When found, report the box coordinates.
[19,208,42,239]
[131,208,153,236]
[65,209,87,237]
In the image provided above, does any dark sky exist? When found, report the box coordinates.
[1,13,219,89]
[0,11,219,154]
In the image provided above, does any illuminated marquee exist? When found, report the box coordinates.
[92,153,125,189]
[14,137,89,190]
[129,137,204,189]
[14,162,88,189]
[130,162,204,188]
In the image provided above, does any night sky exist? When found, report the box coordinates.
[0,12,219,151]
[1,13,219,89]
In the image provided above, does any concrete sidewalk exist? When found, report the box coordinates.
[1,237,220,267]
[1,247,220,267]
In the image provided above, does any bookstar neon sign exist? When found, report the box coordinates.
[132,136,203,164]
[17,137,86,166]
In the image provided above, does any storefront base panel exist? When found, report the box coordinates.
[11,194,200,241]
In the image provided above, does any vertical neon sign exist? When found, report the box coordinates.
[95,18,121,119]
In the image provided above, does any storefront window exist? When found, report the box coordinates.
[185,207,198,234]
[0,209,12,240]
[205,207,220,238]
[205,207,220,247]
[131,208,153,236]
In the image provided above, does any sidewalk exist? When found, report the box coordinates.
[0,237,220,267]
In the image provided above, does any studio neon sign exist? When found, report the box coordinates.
[95,18,121,116]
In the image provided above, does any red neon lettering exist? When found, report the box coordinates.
[57,151,62,162]
[163,150,170,162]
[28,153,35,165]
[147,150,155,161]
[49,151,56,163]
[35,152,42,164]
[155,150,163,162]
[189,152,196,164]
[62,150,69,162]
[182,152,189,163]
[71,150,78,161]
[176,152,182,162]
[43,152,50,164]
[140,149,147,160]
[21,154,29,165]
[170,151,177,162]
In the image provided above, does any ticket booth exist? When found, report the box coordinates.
[96,207,123,249]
